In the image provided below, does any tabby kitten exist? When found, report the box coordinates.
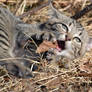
[0,4,92,78]
[38,3,92,61]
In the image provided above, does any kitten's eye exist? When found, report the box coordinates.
[73,37,81,43]
[61,24,68,32]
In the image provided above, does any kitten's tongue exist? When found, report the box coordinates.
[56,45,62,52]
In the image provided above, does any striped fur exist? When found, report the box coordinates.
[0,7,53,78]
[0,4,90,77]
[0,7,34,78]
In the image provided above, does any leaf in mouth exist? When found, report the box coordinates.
[36,40,66,53]
[36,40,58,53]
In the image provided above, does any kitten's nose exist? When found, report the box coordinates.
[65,35,71,41]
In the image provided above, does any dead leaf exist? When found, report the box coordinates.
[36,40,57,53]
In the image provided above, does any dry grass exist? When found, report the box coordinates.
[0,0,92,92]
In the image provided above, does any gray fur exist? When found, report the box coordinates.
[0,6,54,78]
[0,4,91,78]
[39,4,89,60]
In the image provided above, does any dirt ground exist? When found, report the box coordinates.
[0,0,92,92]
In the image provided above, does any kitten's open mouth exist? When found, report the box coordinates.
[56,40,65,52]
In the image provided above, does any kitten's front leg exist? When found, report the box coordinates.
[17,24,56,42]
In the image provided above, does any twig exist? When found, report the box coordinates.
[14,0,23,15]
[82,0,87,9]
[71,3,92,20]
[18,0,51,18]
[78,72,92,77]
[0,57,39,64]
[0,79,21,92]
[59,4,71,12]
[15,0,27,16]
[0,0,37,4]
[32,68,76,85]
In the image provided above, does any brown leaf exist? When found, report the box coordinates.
[36,40,57,53]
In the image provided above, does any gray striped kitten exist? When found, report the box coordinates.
[0,4,92,78]
[37,4,92,68]
[40,4,90,60]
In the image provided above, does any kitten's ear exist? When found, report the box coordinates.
[48,1,65,18]
[87,37,92,51]
[48,1,70,20]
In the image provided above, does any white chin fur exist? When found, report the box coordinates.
[55,49,74,59]
[54,41,74,59]
[65,41,72,49]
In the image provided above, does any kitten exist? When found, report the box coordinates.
[37,3,92,66]
[0,3,92,78]
[0,6,54,78]
[21,3,92,68]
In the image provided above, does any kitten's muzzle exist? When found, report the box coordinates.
[56,40,65,51]
[56,34,71,51]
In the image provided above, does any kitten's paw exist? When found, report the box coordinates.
[46,51,56,61]
[43,32,57,43]
[45,48,61,61]
[36,32,56,42]
[5,63,33,78]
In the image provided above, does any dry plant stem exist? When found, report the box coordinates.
[0,2,9,9]
[15,0,27,16]
[82,0,87,9]
[24,37,43,59]
[0,79,21,92]
[23,35,42,57]
[71,3,92,20]
[59,4,71,11]
[35,73,69,91]
[35,75,92,91]
[33,70,91,91]
[0,73,20,91]
[14,0,23,15]
[32,68,77,85]
[49,88,59,92]
[18,0,51,18]
[0,0,37,3]
[18,0,92,19]
[0,74,9,79]
[0,57,39,64]
[23,41,40,59]
[78,72,92,77]
[21,0,26,14]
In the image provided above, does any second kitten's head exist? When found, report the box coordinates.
[41,3,92,60]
